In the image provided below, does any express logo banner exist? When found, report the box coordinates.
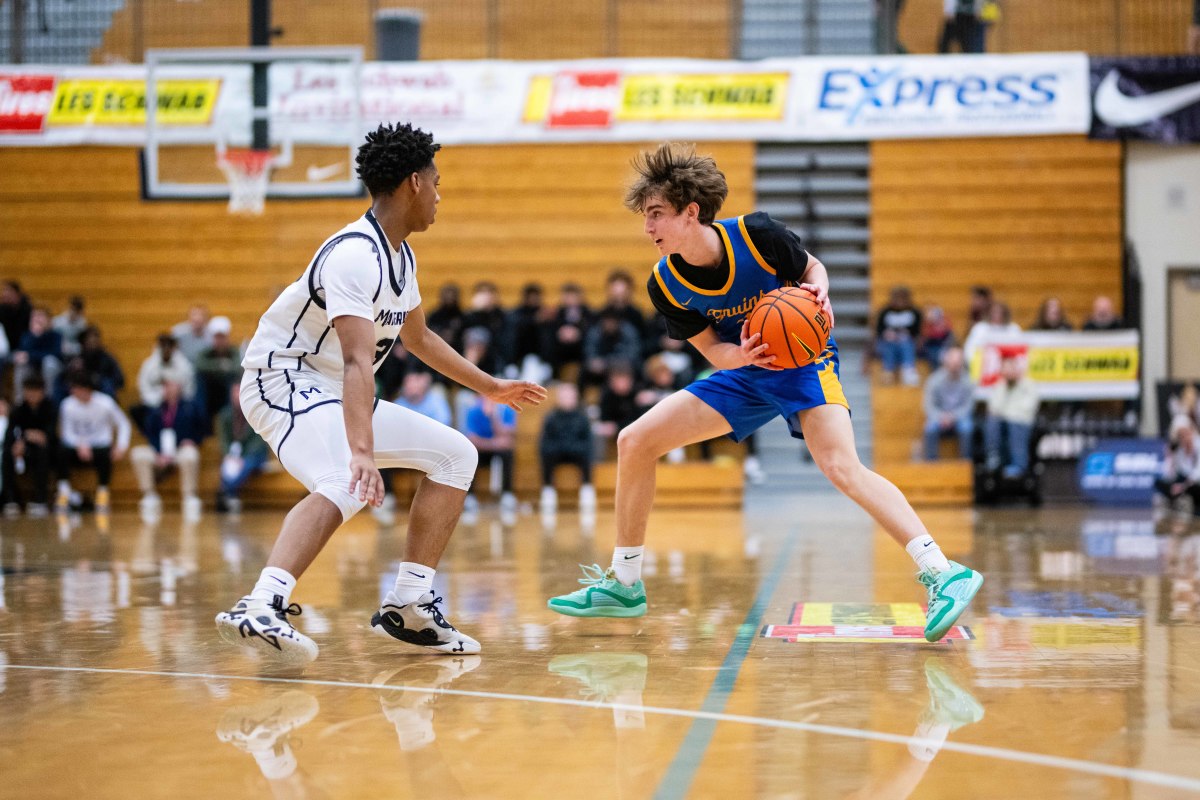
[798,53,1090,139]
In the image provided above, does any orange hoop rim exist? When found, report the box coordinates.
[219,147,275,177]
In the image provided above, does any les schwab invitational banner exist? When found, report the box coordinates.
[969,330,1140,401]
[0,53,1092,146]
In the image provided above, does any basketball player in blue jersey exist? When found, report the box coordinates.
[549,143,982,641]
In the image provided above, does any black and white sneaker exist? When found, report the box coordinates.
[370,592,481,655]
[215,594,319,665]
[216,690,319,780]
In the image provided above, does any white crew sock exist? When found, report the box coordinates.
[391,562,435,605]
[611,546,644,587]
[250,566,297,605]
[906,534,952,574]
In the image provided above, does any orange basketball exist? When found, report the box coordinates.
[745,288,830,369]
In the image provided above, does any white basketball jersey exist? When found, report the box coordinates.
[242,210,422,383]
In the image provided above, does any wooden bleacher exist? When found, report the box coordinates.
[96,0,733,63]
[868,135,1123,504]
[0,142,752,510]
[897,0,1190,55]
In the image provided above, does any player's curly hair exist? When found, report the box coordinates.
[355,122,441,197]
[624,142,728,225]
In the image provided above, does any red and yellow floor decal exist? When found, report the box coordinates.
[760,603,973,643]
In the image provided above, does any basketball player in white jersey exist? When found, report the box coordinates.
[216,123,546,663]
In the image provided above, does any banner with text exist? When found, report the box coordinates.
[0,53,1092,147]
[968,330,1140,401]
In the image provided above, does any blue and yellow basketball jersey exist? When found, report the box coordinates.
[651,214,847,442]
[652,215,832,347]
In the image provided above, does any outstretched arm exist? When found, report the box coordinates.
[401,305,547,411]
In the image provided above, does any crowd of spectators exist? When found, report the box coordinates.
[873,284,1133,477]
[0,271,729,523]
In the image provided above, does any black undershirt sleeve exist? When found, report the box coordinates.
[646,275,711,341]
[743,213,811,284]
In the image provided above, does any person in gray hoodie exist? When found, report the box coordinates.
[923,347,974,461]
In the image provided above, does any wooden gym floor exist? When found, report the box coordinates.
[1,492,1198,799]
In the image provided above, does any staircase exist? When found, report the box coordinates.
[0,0,126,64]
[740,0,875,58]
[751,142,874,491]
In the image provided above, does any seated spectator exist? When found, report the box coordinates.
[595,361,641,449]
[1157,416,1200,514]
[2,377,57,517]
[983,353,1039,478]
[57,326,125,401]
[967,285,993,326]
[14,307,63,404]
[52,296,88,358]
[56,374,130,514]
[601,270,646,347]
[551,282,592,376]
[963,301,1021,364]
[135,333,196,431]
[635,355,680,417]
[171,303,213,363]
[1032,296,1072,331]
[216,383,269,514]
[918,305,955,371]
[375,341,412,401]
[130,379,205,520]
[461,395,517,516]
[0,280,32,360]
[538,382,596,514]
[427,282,465,353]
[580,309,642,391]
[874,285,921,386]
[1083,295,1124,331]
[505,282,555,382]
[462,282,507,370]
[395,370,451,427]
[923,347,974,461]
[195,316,242,419]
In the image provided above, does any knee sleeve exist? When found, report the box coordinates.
[311,469,367,523]
[424,429,478,491]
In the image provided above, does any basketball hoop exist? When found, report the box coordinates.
[217,147,276,215]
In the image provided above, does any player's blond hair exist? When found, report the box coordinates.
[624,142,728,225]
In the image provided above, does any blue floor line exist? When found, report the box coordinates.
[653,530,799,800]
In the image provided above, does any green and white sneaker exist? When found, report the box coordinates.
[919,560,984,642]
[548,564,647,618]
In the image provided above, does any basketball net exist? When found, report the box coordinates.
[217,148,276,215]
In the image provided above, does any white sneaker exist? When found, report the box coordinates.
[500,491,518,514]
[216,690,320,780]
[743,456,766,485]
[183,495,203,521]
[578,483,597,512]
[371,591,481,655]
[539,486,558,514]
[902,366,921,387]
[215,595,319,665]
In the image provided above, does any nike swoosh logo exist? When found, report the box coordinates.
[271,576,287,585]
[790,331,816,360]
[1094,69,1200,127]
[682,298,691,306]
[306,162,345,182]
[407,571,426,578]
[623,554,640,560]
[923,541,933,548]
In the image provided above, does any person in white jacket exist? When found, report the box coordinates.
[983,354,1039,478]
[56,374,131,514]
[135,333,196,431]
